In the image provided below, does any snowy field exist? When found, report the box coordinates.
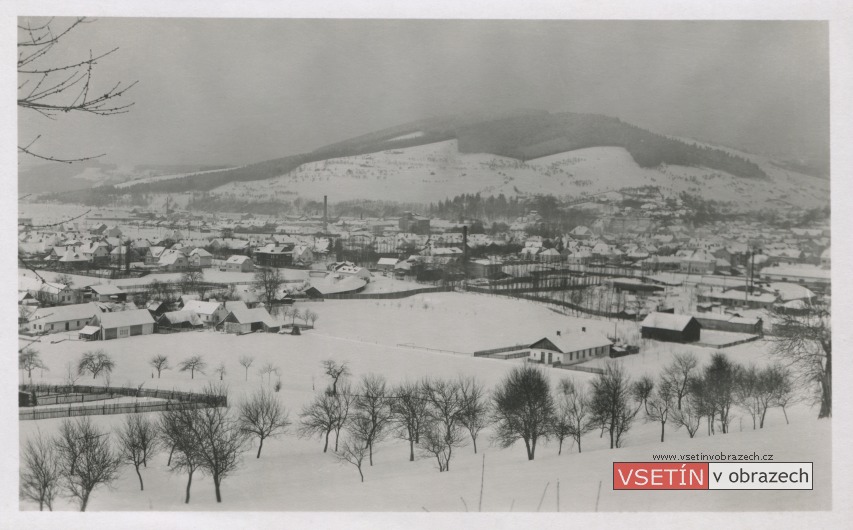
[17,292,830,512]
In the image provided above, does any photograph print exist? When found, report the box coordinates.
[15,16,834,514]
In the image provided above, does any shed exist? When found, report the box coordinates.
[216,307,280,334]
[640,312,701,343]
[158,310,205,329]
[89,309,155,340]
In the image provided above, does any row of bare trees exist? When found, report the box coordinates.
[21,385,292,510]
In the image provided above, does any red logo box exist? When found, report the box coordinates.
[613,462,709,490]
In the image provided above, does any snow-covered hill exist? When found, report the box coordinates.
[210,140,829,210]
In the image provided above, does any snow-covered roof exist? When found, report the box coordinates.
[159,310,204,326]
[94,309,155,328]
[182,300,223,315]
[29,302,101,325]
[226,255,252,264]
[377,257,398,266]
[641,312,696,331]
[533,333,612,353]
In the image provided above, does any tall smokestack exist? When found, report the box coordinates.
[323,195,328,234]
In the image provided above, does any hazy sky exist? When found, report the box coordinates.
[17,18,829,168]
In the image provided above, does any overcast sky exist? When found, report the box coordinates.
[17,18,828,168]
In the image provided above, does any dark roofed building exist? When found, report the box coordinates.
[640,312,701,343]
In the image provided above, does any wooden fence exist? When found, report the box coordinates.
[20,384,226,407]
[19,399,216,421]
[473,344,529,358]
[465,286,640,321]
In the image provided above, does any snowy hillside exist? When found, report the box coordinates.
[18,292,829,512]
[211,140,828,210]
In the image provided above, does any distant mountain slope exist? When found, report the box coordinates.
[113,110,768,195]
[209,139,828,210]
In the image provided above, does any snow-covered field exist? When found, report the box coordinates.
[17,292,830,512]
[210,140,829,210]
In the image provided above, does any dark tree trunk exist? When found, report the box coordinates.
[472,436,478,454]
[80,491,90,512]
[185,470,193,504]
[323,430,330,453]
[136,464,144,490]
[168,445,175,466]
[577,436,582,454]
[214,474,222,503]
[660,421,665,443]
[409,439,415,462]
[558,438,563,456]
[257,437,264,458]
[782,405,789,424]
[369,442,374,466]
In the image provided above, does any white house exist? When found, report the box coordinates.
[27,302,102,334]
[224,255,254,272]
[189,247,213,267]
[182,299,229,326]
[528,333,612,365]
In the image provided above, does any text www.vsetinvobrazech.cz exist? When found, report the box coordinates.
[652,452,774,462]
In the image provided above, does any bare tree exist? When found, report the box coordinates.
[305,309,319,328]
[671,378,703,438]
[419,377,467,472]
[769,304,831,418]
[214,362,227,381]
[54,417,121,511]
[238,355,254,382]
[20,428,60,511]
[54,273,74,288]
[298,393,340,453]
[589,363,638,449]
[353,374,392,466]
[336,431,369,483]
[253,268,283,308]
[661,353,698,410]
[238,390,291,458]
[390,380,429,461]
[703,353,741,434]
[770,365,798,425]
[116,414,160,491]
[458,376,489,454]
[644,378,675,442]
[322,359,350,396]
[179,355,207,380]
[258,362,280,386]
[19,347,47,383]
[181,270,208,299]
[18,17,137,163]
[77,350,115,381]
[631,375,655,415]
[149,354,169,379]
[735,365,762,430]
[161,406,204,504]
[491,365,555,460]
[183,386,248,503]
[331,381,355,452]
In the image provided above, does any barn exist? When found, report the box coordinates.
[89,309,155,340]
[640,312,701,343]
[216,307,280,334]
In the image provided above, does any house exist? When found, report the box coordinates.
[35,282,79,305]
[157,310,205,329]
[26,302,102,334]
[182,300,229,326]
[680,249,717,275]
[331,262,371,281]
[469,259,503,279]
[694,313,763,335]
[254,244,293,267]
[145,246,166,265]
[398,212,430,235]
[292,245,314,266]
[640,313,701,343]
[83,284,127,302]
[216,307,280,334]
[376,257,399,271]
[158,249,189,271]
[569,226,593,240]
[88,309,155,340]
[528,333,613,365]
[224,255,254,272]
[189,247,213,267]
